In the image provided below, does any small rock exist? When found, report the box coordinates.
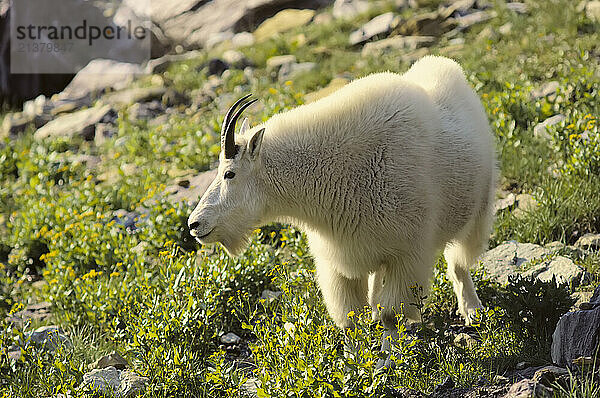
[305,77,350,103]
[284,322,296,334]
[493,375,510,384]
[532,365,568,386]
[89,351,129,370]
[477,25,498,41]
[361,35,436,56]
[221,332,241,345]
[516,361,528,370]
[349,12,397,45]
[128,101,165,121]
[551,305,600,367]
[495,192,516,213]
[530,81,560,100]
[222,50,251,69]
[261,289,283,303]
[278,62,317,82]
[162,89,189,107]
[333,0,370,20]
[80,366,148,398]
[499,22,513,35]
[585,1,600,21]
[253,9,316,43]
[1,112,34,137]
[533,114,566,140]
[231,32,255,48]
[22,95,47,118]
[512,193,538,218]
[453,332,477,349]
[397,11,453,36]
[27,325,72,351]
[502,378,552,398]
[266,55,297,73]
[207,59,230,76]
[506,2,529,14]
[455,10,497,29]
[34,104,113,141]
[102,87,167,107]
[574,233,600,251]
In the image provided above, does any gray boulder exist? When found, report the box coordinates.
[27,325,72,351]
[80,366,148,398]
[60,59,145,100]
[34,104,114,141]
[551,301,600,367]
[349,12,398,45]
[480,241,589,287]
[102,86,167,107]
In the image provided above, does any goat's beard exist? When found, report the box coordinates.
[217,227,253,257]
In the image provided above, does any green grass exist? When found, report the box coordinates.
[1,0,599,396]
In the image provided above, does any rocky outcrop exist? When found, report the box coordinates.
[480,241,590,287]
[123,0,333,51]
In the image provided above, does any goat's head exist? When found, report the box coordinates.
[188,94,266,255]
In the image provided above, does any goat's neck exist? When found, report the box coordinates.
[261,134,341,233]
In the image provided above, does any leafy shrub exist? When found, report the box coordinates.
[496,275,575,358]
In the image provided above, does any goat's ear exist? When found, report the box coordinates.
[240,117,250,135]
[247,128,265,160]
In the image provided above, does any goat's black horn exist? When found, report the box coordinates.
[223,95,258,159]
[221,94,252,155]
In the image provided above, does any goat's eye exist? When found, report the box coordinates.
[224,171,236,179]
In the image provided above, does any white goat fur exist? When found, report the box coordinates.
[188,56,497,330]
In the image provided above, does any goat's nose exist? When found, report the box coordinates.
[189,221,200,230]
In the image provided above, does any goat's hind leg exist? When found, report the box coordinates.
[374,255,433,369]
[444,214,490,324]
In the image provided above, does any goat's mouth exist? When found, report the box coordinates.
[194,228,215,242]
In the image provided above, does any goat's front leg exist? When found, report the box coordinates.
[315,258,368,329]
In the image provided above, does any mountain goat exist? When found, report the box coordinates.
[188,56,497,358]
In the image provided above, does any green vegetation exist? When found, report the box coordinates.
[1,0,599,396]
